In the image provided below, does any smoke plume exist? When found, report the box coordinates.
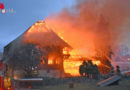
[46,0,130,56]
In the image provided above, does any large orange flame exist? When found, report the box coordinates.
[22,0,130,76]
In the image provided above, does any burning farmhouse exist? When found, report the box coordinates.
[2,21,113,79]
[3,21,72,78]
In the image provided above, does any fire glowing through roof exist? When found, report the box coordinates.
[23,21,71,49]
[27,21,50,33]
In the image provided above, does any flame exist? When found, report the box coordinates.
[23,0,130,76]
[63,47,70,55]
[62,47,101,76]
[63,60,82,76]
[44,0,130,76]
[24,21,103,76]
[27,21,48,33]
[23,20,110,76]
[48,59,53,64]
[23,21,51,45]
[93,60,101,65]
[63,59,101,76]
[46,0,130,72]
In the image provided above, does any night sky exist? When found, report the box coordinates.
[0,0,75,52]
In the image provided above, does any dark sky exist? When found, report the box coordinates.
[0,0,75,52]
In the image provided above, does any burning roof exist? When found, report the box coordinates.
[3,21,72,61]
[23,21,72,49]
